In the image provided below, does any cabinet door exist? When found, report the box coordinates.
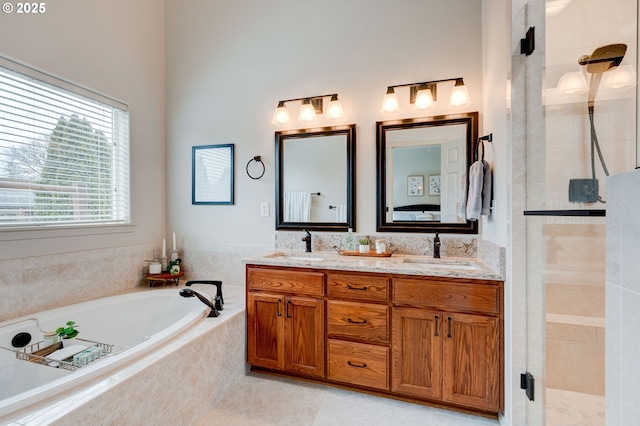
[442,313,500,411]
[284,296,325,378]
[391,307,442,399]
[247,292,285,371]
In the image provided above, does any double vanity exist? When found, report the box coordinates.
[244,250,504,417]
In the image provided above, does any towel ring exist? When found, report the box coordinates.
[475,133,493,162]
[246,156,265,180]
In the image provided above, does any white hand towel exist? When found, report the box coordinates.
[458,168,468,220]
[335,205,347,222]
[465,160,491,221]
[480,160,492,216]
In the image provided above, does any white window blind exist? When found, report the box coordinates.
[0,56,130,228]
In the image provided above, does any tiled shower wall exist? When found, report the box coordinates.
[606,169,640,425]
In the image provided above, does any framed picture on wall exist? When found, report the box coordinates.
[429,174,441,196]
[192,144,234,204]
[407,175,424,196]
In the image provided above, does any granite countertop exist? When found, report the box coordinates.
[243,251,503,281]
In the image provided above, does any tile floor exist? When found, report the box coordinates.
[196,372,500,426]
[545,388,605,426]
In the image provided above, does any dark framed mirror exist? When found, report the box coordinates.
[276,124,356,231]
[376,112,479,233]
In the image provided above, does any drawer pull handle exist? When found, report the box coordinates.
[347,318,367,325]
[277,299,282,317]
[447,316,452,338]
[347,285,368,291]
[434,315,439,337]
[347,361,367,368]
[286,300,291,318]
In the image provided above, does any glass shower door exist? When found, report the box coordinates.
[524,0,637,424]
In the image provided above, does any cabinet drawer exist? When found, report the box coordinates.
[327,273,389,301]
[327,339,389,391]
[247,267,324,296]
[327,301,389,343]
[393,278,500,315]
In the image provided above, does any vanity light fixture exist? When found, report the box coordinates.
[381,77,471,114]
[271,94,344,125]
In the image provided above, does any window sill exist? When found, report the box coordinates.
[0,223,135,242]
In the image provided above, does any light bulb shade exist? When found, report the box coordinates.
[271,101,291,125]
[603,65,636,90]
[557,71,588,94]
[326,95,344,119]
[448,79,471,108]
[414,88,434,111]
[381,87,400,113]
[298,99,317,122]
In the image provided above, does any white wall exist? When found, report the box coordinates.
[165,0,484,252]
[481,0,510,247]
[0,0,166,260]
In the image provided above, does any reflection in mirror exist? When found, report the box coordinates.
[376,112,478,233]
[276,125,356,231]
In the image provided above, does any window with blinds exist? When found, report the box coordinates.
[0,56,130,228]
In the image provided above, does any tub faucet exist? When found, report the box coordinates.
[433,233,441,259]
[302,229,312,252]
[179,289,219,317]
[185,280,224,312]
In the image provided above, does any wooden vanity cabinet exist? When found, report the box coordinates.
[246,266,325,378]
[246,265,503,415]
[392,276,503,412]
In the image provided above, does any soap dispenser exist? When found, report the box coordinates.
[433,233,441,259]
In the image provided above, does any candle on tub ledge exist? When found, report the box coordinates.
[172,231,176,251]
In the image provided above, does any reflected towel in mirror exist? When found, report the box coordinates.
[335,204,347,222]
[284,192,311,221]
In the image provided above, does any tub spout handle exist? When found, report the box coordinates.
[179,288,220,318]
[185,280,224,311]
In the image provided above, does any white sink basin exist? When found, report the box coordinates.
[286,256,325,262]
[402,258,480,270]
[264,252,326,262]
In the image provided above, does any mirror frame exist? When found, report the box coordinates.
[275,124,356,231]
[376,112,479,234]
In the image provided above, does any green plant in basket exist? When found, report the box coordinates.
[56,321,79,339]
[168,258,182,275]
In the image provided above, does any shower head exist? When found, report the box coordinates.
[579,44,627,74]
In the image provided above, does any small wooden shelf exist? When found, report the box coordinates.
[338,250,392,258]
[145,271,184,287]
